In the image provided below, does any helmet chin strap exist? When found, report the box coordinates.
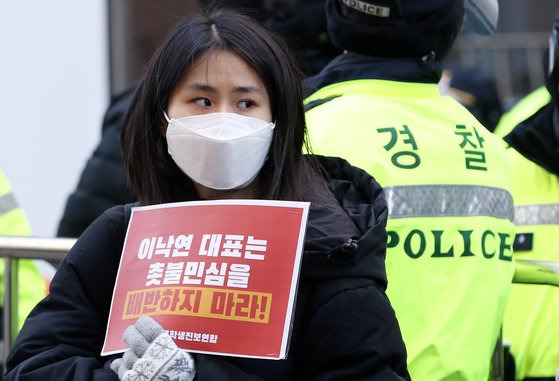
[463,0,499,36]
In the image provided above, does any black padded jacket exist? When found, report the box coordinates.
[6,156,410,381]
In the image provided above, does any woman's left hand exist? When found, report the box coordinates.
[110,315,196,381]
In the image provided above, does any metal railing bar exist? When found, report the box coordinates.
[0,238,558,379]
[455,33,549,50]
[0,236,76,261]
[3,256,12,369]
[525,48,546,91]
[0,236,76,368]
[493,48,513,104]
[452,32,549,106]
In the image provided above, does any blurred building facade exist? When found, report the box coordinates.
[449,0,556,108]
[107,0,555,108]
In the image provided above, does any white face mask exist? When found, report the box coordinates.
[165,112,275,190]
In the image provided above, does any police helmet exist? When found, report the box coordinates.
[325,0,465,59]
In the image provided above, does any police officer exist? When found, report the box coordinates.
[493,86,551,138]
[304,1,515,380]
[500,7,559,380]
[0,168,46,336]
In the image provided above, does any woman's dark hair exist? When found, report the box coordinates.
[122,8,318,205]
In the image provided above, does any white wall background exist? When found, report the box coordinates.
[0,1,108,237]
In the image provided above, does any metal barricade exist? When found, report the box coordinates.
[0,236,558,378]
[451,32,549,106]
[0,236,75,366]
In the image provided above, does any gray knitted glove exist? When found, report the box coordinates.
[110,315,196,381]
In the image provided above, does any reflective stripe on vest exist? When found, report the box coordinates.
[514,204,559,226]
[0,192,18,216]
[385,185,514,221]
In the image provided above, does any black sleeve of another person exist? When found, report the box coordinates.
[56,87,136,238]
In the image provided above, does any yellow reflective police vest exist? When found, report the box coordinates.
[0,168,46,331]
[305,79,516,381]
[501,145,559,380]
[494,87,551,138]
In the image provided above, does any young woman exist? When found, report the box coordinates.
[4,9,410,380]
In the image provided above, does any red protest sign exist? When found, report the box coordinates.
[102,199,309,360]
